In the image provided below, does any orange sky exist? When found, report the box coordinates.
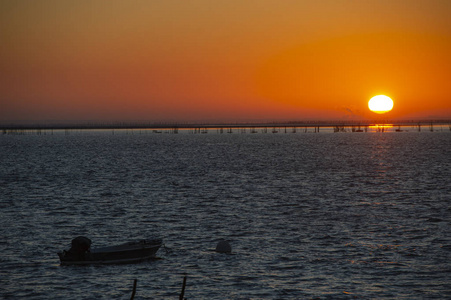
[1,0,450,123]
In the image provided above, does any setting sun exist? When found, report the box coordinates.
[368,95,394,114]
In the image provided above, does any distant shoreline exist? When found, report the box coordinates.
[0,119,450,131]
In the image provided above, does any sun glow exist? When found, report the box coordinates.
[368,95,394,114]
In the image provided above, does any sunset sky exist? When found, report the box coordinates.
[1,0,450,123]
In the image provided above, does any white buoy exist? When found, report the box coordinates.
[215,240,232,254]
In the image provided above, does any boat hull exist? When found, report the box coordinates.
[58,239,162,265]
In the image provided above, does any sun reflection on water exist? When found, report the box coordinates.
[369,124,393,132]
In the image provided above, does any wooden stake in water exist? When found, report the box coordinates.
[179,276,187,300]
[130,279,137,300]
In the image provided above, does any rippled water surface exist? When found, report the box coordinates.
[1,130,450,299]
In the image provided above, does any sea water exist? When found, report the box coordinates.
[1,130,450,299]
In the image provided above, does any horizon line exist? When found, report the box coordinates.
[1,118,450,131]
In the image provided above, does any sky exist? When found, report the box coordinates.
[1,0,450,123]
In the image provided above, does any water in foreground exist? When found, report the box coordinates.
[1,131,450,299]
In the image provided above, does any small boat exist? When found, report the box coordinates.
[58,236,163,265]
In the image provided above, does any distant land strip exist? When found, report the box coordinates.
[0,119,450,131]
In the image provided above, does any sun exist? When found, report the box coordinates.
[368,95,394,114]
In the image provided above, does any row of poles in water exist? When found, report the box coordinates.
[192,126,322,134]
[2,123,450,135]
